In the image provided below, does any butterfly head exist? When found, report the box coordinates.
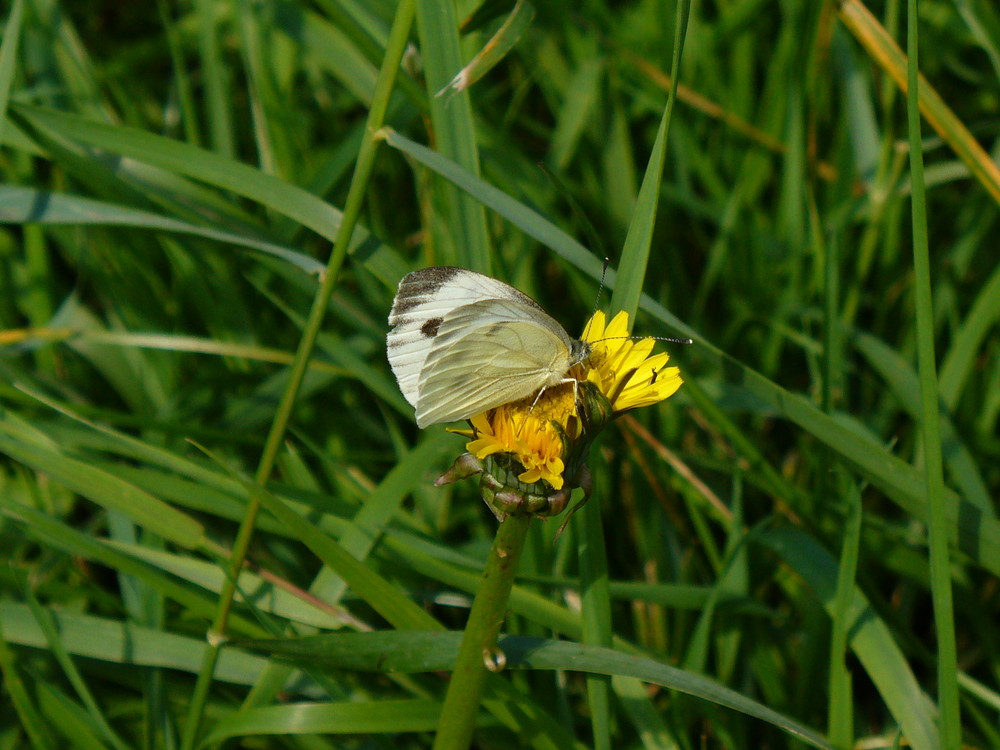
[569,338,592,368]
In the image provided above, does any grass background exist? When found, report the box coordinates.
[1,0,999,748]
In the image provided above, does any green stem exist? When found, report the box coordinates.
[905,1,960,747]
[432,514,533,750]
[178,2,416,747]
[579,493,612,750]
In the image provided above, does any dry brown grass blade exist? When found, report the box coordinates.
[837,0,1000,204]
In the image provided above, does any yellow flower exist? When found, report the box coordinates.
[464,382,579,490]
[578,310,683,412]
[446,310,683,505]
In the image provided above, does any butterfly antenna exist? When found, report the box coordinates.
[588,331,694,349]
[650,334,693,345]
[582,258,610,341]
[599,334,694,345]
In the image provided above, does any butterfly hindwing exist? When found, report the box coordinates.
[414,299,575,426]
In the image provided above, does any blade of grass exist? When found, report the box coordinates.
[18,576,130,750]
[827,480,862,749]
[938,261,1000,410]
[414,0,491,271]
[7,103,407,285]
[178,2,418,746]
[547,57,603,172]
[759,526,939,750]
[195,0,234,157]
[197,699,443,746]
[905,1,959,745]
[0,602,56,750]
[0,185,324,275]
[621,50,839,183]
[0,0,24,148]
[0,499,266,637]
[954,0,1000,80]
[853,330,992,516]
[0,430,204,549]
[610,0,689,320]
[155,0,202,146]
[235,0,277,177]
[0,602,274,686]
[437,0,536,97]
[104,541,360,630]
[33,681,111,750]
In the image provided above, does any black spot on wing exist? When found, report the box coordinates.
[421,317,443,337]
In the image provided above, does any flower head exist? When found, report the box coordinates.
[578,310,683,412]
[437,310,684,519]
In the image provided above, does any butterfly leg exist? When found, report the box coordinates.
[528,385,550,412]
[528,377,582,413]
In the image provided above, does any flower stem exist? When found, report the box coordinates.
[579,494,613,750]
[432,514,533,750]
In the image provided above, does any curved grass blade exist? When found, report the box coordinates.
[0,427,204,549]
[437,0,535,98]
[938,261,1000,409]
[238,630,833,750]
[0,602,274,686]
[0,499,265,637]
[8,102,408,285]
[18,577,130,750]
[0,601,56,750]
[0,186,324,275]
[611,0,689,320]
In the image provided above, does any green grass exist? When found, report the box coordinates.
[1,0,998,749]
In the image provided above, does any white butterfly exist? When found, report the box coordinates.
[387,266,591,428]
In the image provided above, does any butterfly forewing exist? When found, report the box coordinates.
[387,267,545,407]
[386,266,584,427]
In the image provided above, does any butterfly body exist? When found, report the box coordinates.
[387,266,589,427]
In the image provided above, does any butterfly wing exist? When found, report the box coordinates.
[413,298,575,427]
[387,267,549,408]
